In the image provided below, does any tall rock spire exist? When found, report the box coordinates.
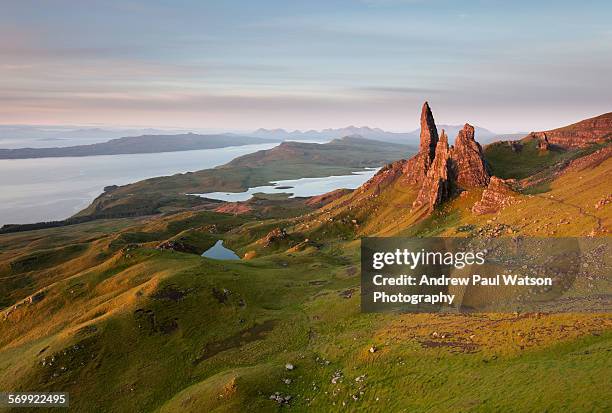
[403,101,440,185]
[402,104,490,214]
[419,101,439,162]
[450,123,490,187]
[412,129,452,212]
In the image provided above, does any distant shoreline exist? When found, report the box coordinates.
[0,133,276,160]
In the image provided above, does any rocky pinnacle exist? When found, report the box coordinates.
[451,123,491,188]
[419,101,439,162]
[412,129,452,212]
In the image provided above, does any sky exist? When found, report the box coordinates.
[1,0,611,133]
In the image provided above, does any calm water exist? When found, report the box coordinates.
[0,143,277,226]
[201,240,240,260]
[192,168,379,202]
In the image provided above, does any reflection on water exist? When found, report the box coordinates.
[201,240,240,260]
[0,143,277,226]
[192,168,379,202]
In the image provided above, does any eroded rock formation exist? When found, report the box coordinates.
[362,102,493,214]
[451,124,491,188]
[412,130,452,212]
[524,112,612,148]
[403,102,439,185]
[472,177,517,215]
[258,227,288,247]
[406,104,490,213]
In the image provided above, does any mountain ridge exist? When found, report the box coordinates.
[250,124,500,144]
[0,133,277,159]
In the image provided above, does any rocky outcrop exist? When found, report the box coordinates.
[472,177,517,215]
[214,202,253,215]
[451,124,491,188]
[257,228,288,247]
[360,159,405,195]
[403,104,490,213]
[363,102,492,214]
[532,132,550,150]
[403,102,439,185]
[521,144,612,188]
[564,144,612,172]
[523,112,612,148]
[419,101,439,161]
[412,131,452,212]
[156,240,200,254]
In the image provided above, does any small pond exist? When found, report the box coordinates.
[201,240,240,260]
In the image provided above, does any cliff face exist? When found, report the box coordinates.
[524,112,612,149]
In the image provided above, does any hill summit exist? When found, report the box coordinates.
[522,112,612,149]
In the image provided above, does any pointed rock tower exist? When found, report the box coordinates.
[450,124,490,188]
[412,130,452,212]
[419,101,439,161]
[403,102,439,184]
[363,102,491,214]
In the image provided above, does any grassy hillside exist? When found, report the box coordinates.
[0,138,610,412]
[483,138,607,180]
[74,137,415,221]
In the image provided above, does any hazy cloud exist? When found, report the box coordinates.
[0,0,610,132]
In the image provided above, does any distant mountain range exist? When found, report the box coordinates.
[0,125,195,149]
[0,124,515,160]
[0,133,276,159]
[250,124,503,144]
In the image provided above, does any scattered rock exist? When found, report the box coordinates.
[285,363,295,371]
[594,194,611,210]
[258,228,288,247]
[339,289,354,299]
[156,240,199,254]
[269,392,292,404]
[211,287,230,304]
[331,370,344,384]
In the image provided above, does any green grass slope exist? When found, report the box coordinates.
[0,138,610,412]
[74,137,415,220]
